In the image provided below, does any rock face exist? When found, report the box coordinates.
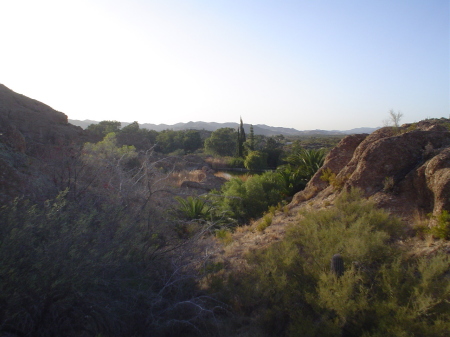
[0,84,86,155]
[292,121,450,222]
[0,84,87,202]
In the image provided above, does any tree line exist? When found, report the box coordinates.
[85,119,339,171]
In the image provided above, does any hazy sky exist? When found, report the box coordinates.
[1,0,449,130]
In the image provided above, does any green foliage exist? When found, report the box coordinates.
[155,129,203,154]
[182,129,203,153]
[155,129,182,153]
[210,152,321,222]
[276,166,307,196]
[257,213,273,232]
[213,189,450,336]
[244,151,268,170]
[83,132,137,165]
[236,117,246,158]
[0,192,217,336]
[0,135,221,335]
[320,167,348,191]
[428,210,450,239]
[276,148,326,197]
[175,196,212,220]
[87,120,121,138]
[285,147,326,178]
[212,171,285,223]
[246,124,255,151]
[121,120,140,133]
[117,122,158,150]
[263,137,283,168]
[215,228,233,245]
[320,167,334,183]
[227,156,245,168]
[205,127,238,156]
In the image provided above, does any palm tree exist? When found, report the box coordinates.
[285,148,326,179]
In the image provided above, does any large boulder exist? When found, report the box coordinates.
[291,121,450,222]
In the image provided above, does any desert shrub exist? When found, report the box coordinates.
[320,167,335,183]
[215,228,233,245]
[428,210,450,240]
[0,196,218,336]
[215,189,449,336]
[212,171,285,223]
[320,168,348,191]
[257,213,273,232]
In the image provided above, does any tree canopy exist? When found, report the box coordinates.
[204,127,237,156]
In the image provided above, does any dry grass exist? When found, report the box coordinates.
[400,236,450,258]
[211,205,305,275]
[204,156,230,169]
[167,169,206,186]
[214,171,232,180]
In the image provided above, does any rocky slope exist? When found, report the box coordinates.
[0,84,86,155]
[0,84,87,202]
[292,120,450,224]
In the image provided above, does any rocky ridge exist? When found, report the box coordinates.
[0,84,86,155]
[291,120,450,223]
[0,84,87,202]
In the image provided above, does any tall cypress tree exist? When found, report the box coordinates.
[236,117,246,158]
[248,124,255,151]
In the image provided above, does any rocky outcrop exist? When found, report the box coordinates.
[0,84,86,155]
[292,121,450,222]
[0,84,88,202]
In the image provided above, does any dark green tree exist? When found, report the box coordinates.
[204,128,237,156]
[236,117,246,158]
[121,121,140,133]
[87,120,121,139]
[155,130,182,154]
[117,122,158,150]
[244,151,268,171]
[246,124,255,151]
[263,137,283,168]
[182,130,203,153]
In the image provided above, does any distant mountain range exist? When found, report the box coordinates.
[69,119,379,136]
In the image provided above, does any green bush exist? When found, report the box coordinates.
[212,171,285,223]
[285,148,326,179]
[244,151,268,170]
[276,166,308,196]
[204,128,237,156]
[175,195,212,220]
[428,210,450,239]
[215,189,450,336]
[257,213,273,232]
[227,156,245,168]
